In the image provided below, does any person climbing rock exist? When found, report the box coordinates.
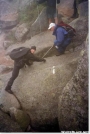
[36,0,60,24]
[5,46,46,94]
[48,22,75,56]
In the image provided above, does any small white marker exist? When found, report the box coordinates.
[52,66,55,74]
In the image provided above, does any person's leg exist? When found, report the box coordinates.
[55,45,65,56]
[5,64,20,94]
[58,46,65,55]
[60,38,71,54]
[47,6,56,24]
[54,9,58,24]
[71,0,79,18]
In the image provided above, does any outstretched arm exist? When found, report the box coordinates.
[26,52,46,62]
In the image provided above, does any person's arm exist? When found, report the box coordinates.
[26,52,46,62]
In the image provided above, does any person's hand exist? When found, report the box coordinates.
[42,59,46,62]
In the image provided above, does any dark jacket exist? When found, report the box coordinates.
[37,0,60,7]
[15,49,45,68]
[53,25,68,46]
[25,50,44,62]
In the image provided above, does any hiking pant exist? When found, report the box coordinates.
[72,0,78,17]
[5,62,23,91]
[5,60,33,91]
[56,38,71,54]
[46,6,57,19]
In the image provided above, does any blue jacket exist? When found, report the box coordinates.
[37,0,60,7]
[53,26,70,47]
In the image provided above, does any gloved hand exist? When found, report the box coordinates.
[42,59,46,62]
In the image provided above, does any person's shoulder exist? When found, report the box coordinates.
[57,26,68,34]
[57,26,64,31]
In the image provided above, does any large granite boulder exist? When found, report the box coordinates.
[0,49,80,131]
[0,110,22,132]
[57,0,74,17]
[14,23,29,42]
[78,1,88,17]
[58,37,88,131]
[66,17,88,51]
[57,0,88,18]
[9,107,30,131]
[7,0,34,11]
[0,0,19,29]
[0,86,20,113]
[66,1,88,50]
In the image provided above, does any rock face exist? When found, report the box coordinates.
[0,0,88,132]
[15,23,29,42]
[68,17,88,49]
[58,0,74,17]
[0,0,19,29]
[78,1,88,17]
[18,0,34,11]
[0,65,13,74]
[3,51,79,131]
[67,1,88,50]
[58,38,88,131]
[0,110,22,132]
[9,107,30,131]
[8,0,34,11]
[0,88,20,113]
[58,0,88,18]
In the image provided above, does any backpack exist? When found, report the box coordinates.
[58,21,76,38]
[9,47,30,60]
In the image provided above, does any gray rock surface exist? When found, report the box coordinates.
[0,88,20,113]
[69,17,88,49]
[10,107,30,131]
[58,38,88,131]
[0,48,80,131]
[57,0,74,17]
[2,51,80,130]
[0,110,22,132]
[0,0,18,29]
[15,23,29,42]
[67,1,88,50]
[0,65,13,74]
[6,30,55,55]
[9,0,34,11]
[3,40,13,50]
[0,1,88,132]
[78,1,88,17]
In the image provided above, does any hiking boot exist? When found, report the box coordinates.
[71,13,79,18]
[5,87,13,94]
[56,52,64,56]
[6,89,13,94]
